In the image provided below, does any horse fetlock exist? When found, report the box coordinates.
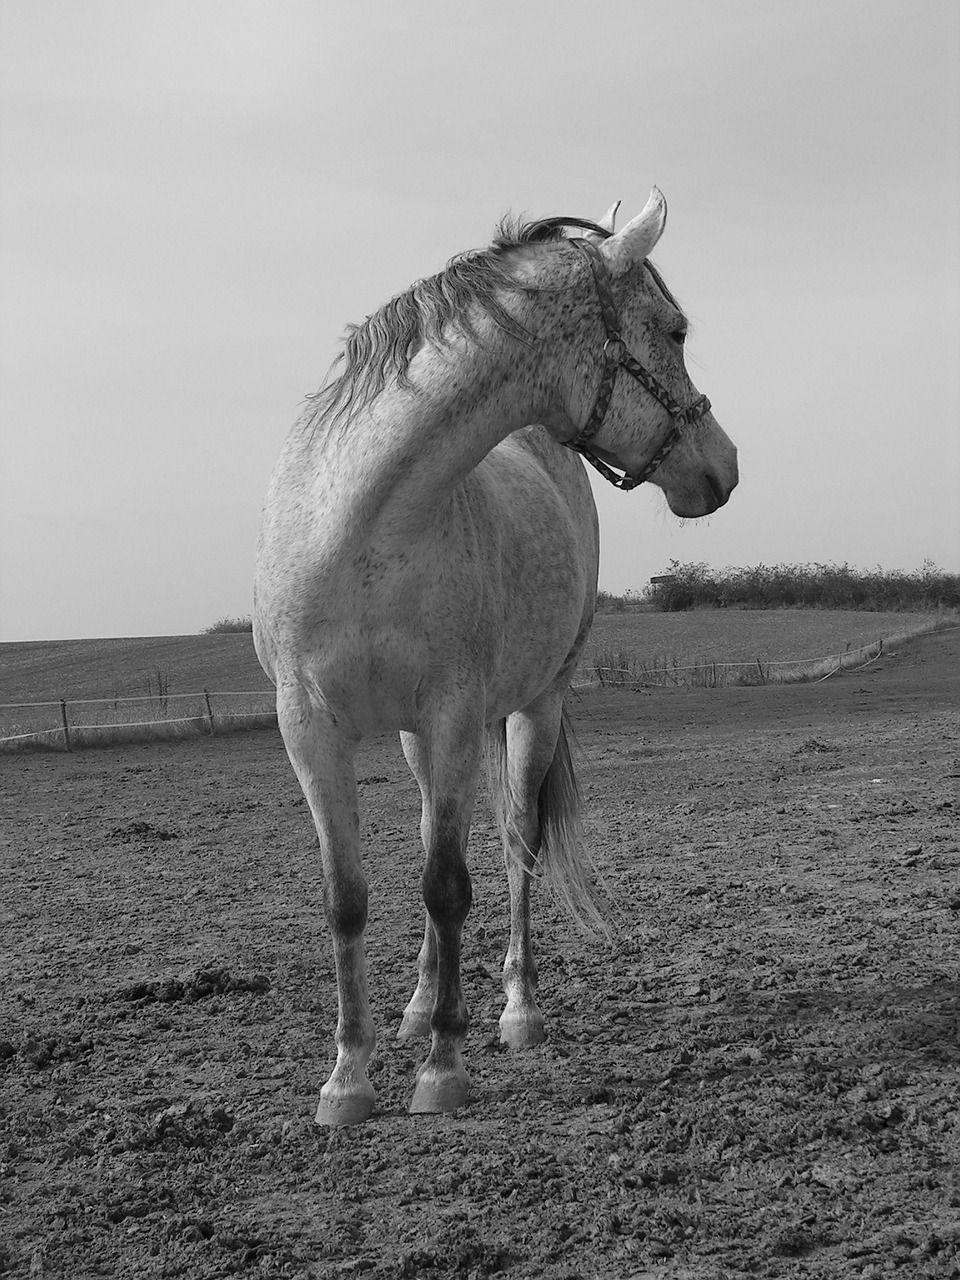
[426,996,469,1043]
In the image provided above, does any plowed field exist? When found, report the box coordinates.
[2,629,958,1278]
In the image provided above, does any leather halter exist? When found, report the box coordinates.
[564,238,712,490]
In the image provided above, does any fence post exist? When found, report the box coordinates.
[756,658,765,685]
[60,700,71,751]
[203,689,215,736]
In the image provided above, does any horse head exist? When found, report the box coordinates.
[559,188,739,518]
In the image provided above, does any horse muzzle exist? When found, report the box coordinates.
[665,460,739,518]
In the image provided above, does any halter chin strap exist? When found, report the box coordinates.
[563,238,712,490]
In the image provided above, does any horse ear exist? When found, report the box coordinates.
[599,187,667,269]
[583,202,619,244]
[583,200,620,245]
[597,200,621,234]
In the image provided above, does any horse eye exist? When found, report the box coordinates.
[672,329,687,346]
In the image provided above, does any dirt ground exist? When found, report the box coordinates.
[2,629,958,1279]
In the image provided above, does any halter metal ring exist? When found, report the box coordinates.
[601,335,626,362]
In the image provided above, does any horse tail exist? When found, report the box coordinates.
[490,707,609,939]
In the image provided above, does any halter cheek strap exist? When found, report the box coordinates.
[564,238,712,490]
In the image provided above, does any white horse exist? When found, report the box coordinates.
[254,188,738,1125]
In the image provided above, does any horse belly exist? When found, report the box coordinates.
[475,474,596,717]
[482,598,587,721]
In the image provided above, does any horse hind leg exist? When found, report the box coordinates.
[397,732,437,1042]
[494,696,599,1048]
[397,915,437,1041]
[492,703,560,1048]
[400,710,482,1114]
[276,683,375,1127]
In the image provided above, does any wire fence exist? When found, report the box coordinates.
[3,624,954,750]
[587,642,884,690]
[0,689,277,750]
[584,623,959,690]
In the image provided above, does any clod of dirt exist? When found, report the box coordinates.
[131,1099,236,1150]
[18,1033,94,1070]
[795,737,840,754]
[108,820,181,842]
[773,1226,823,1258]
[108,965,270,1004]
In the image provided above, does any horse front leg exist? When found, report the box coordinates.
[404,715,481,1114]
[277,685,375,1127]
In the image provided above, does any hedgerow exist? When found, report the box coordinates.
[641,560,959,612]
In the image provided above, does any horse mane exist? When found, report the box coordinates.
[308,216,612,426]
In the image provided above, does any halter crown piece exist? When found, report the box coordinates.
[564,238,712,490]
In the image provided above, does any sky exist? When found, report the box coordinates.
[1,0,958,642]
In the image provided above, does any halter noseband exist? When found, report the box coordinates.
[564,238,712,490]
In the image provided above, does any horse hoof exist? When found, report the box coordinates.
[499,1008,545,1049]
[314,1085,375,1127]
[409,1067,471,1114]
[397,1009,432,1041]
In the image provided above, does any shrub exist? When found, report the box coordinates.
[644,560,959,612]
[203,616,253,634]
[595,589,645,614]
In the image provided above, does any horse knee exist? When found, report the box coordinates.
[421,859,472,931]
[324,874,368,939]
[420,799,473,927]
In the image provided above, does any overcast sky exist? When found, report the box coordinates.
[1,0,957,641]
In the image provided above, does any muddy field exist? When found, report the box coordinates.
[2,629,959,1279]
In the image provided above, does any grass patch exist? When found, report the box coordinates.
[580,607,957,682]
[590,614,957,689]
[0,633,268,706]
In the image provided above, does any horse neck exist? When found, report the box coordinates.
[317,331,571,528]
